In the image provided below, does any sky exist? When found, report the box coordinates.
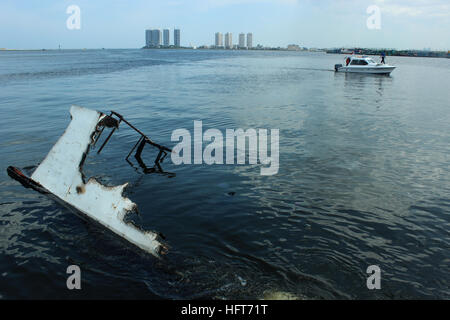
[0,0,449,50]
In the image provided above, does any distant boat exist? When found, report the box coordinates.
[334,55,396,75]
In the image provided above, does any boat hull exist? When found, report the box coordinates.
[336,66,395,75]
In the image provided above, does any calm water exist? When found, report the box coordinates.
[0,49,449,299]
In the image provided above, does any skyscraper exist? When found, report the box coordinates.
[150,29,161,47]
[247,33,253,48]
[163,29,170,47]
[145,29,152,47]
[239,33,246,48]
[225,32,232,49]
[215,32,223,48]
[174,29,181,47]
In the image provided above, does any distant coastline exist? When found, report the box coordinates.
[0,48,51,51]
[0,48,92,52]
[142,45,450,58]
[2,47,449,59]
[142,45,326,52]
[326,48,450,59]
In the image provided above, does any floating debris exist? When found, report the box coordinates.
[236,274,247,286]
[7,105,173,257]
[261,290,302,300]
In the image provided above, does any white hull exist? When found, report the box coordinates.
[336,66,395,74]
[30,106,163,257]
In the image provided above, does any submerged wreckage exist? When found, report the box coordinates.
[7,105,172,257]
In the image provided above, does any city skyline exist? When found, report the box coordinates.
[0,0,449,50]
[214,32,253,49]
[145,28,180,47]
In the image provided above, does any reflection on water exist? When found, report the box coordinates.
[0,50,449,299]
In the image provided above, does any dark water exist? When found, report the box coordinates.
[0,49,449,299]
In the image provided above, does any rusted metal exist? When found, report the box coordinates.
[92,125,106,148]
[97,124,119,154]
[126,136,144,160]
[94,110,173,173]
[98,115,119,129]
[110,110,172,153]
[7,166,49,194]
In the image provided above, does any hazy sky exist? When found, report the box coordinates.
[1,0,449,50]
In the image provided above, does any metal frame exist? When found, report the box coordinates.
[93,111,173,174]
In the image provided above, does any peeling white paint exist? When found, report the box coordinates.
[31,105,162,257]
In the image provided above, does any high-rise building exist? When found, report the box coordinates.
[215,32,223,48]
[150,29,161,47]
[163,29,170,46]
[145,29,152,47]
[174,29,181,47]
[246,33,253,48]
[225,32,232,49]
[239,33,246,48]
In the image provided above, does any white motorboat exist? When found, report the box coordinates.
[335,55,396,75]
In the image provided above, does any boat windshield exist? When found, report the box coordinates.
[350,59,368,65]
[366,58,376,63]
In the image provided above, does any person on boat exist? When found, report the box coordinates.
[346,57,350,66]
[381,52,386,64]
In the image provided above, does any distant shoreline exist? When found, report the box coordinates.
[326,48,450,59]
[0,48,51,51]
[2,47,449,59]
[0,48,90,51]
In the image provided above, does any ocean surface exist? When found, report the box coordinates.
[0,49,448,299]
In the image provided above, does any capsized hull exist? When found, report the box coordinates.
[7,106,165,257]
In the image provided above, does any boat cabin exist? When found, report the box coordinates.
[345,56,379,66]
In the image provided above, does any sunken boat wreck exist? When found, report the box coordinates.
[7,105,172,257]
